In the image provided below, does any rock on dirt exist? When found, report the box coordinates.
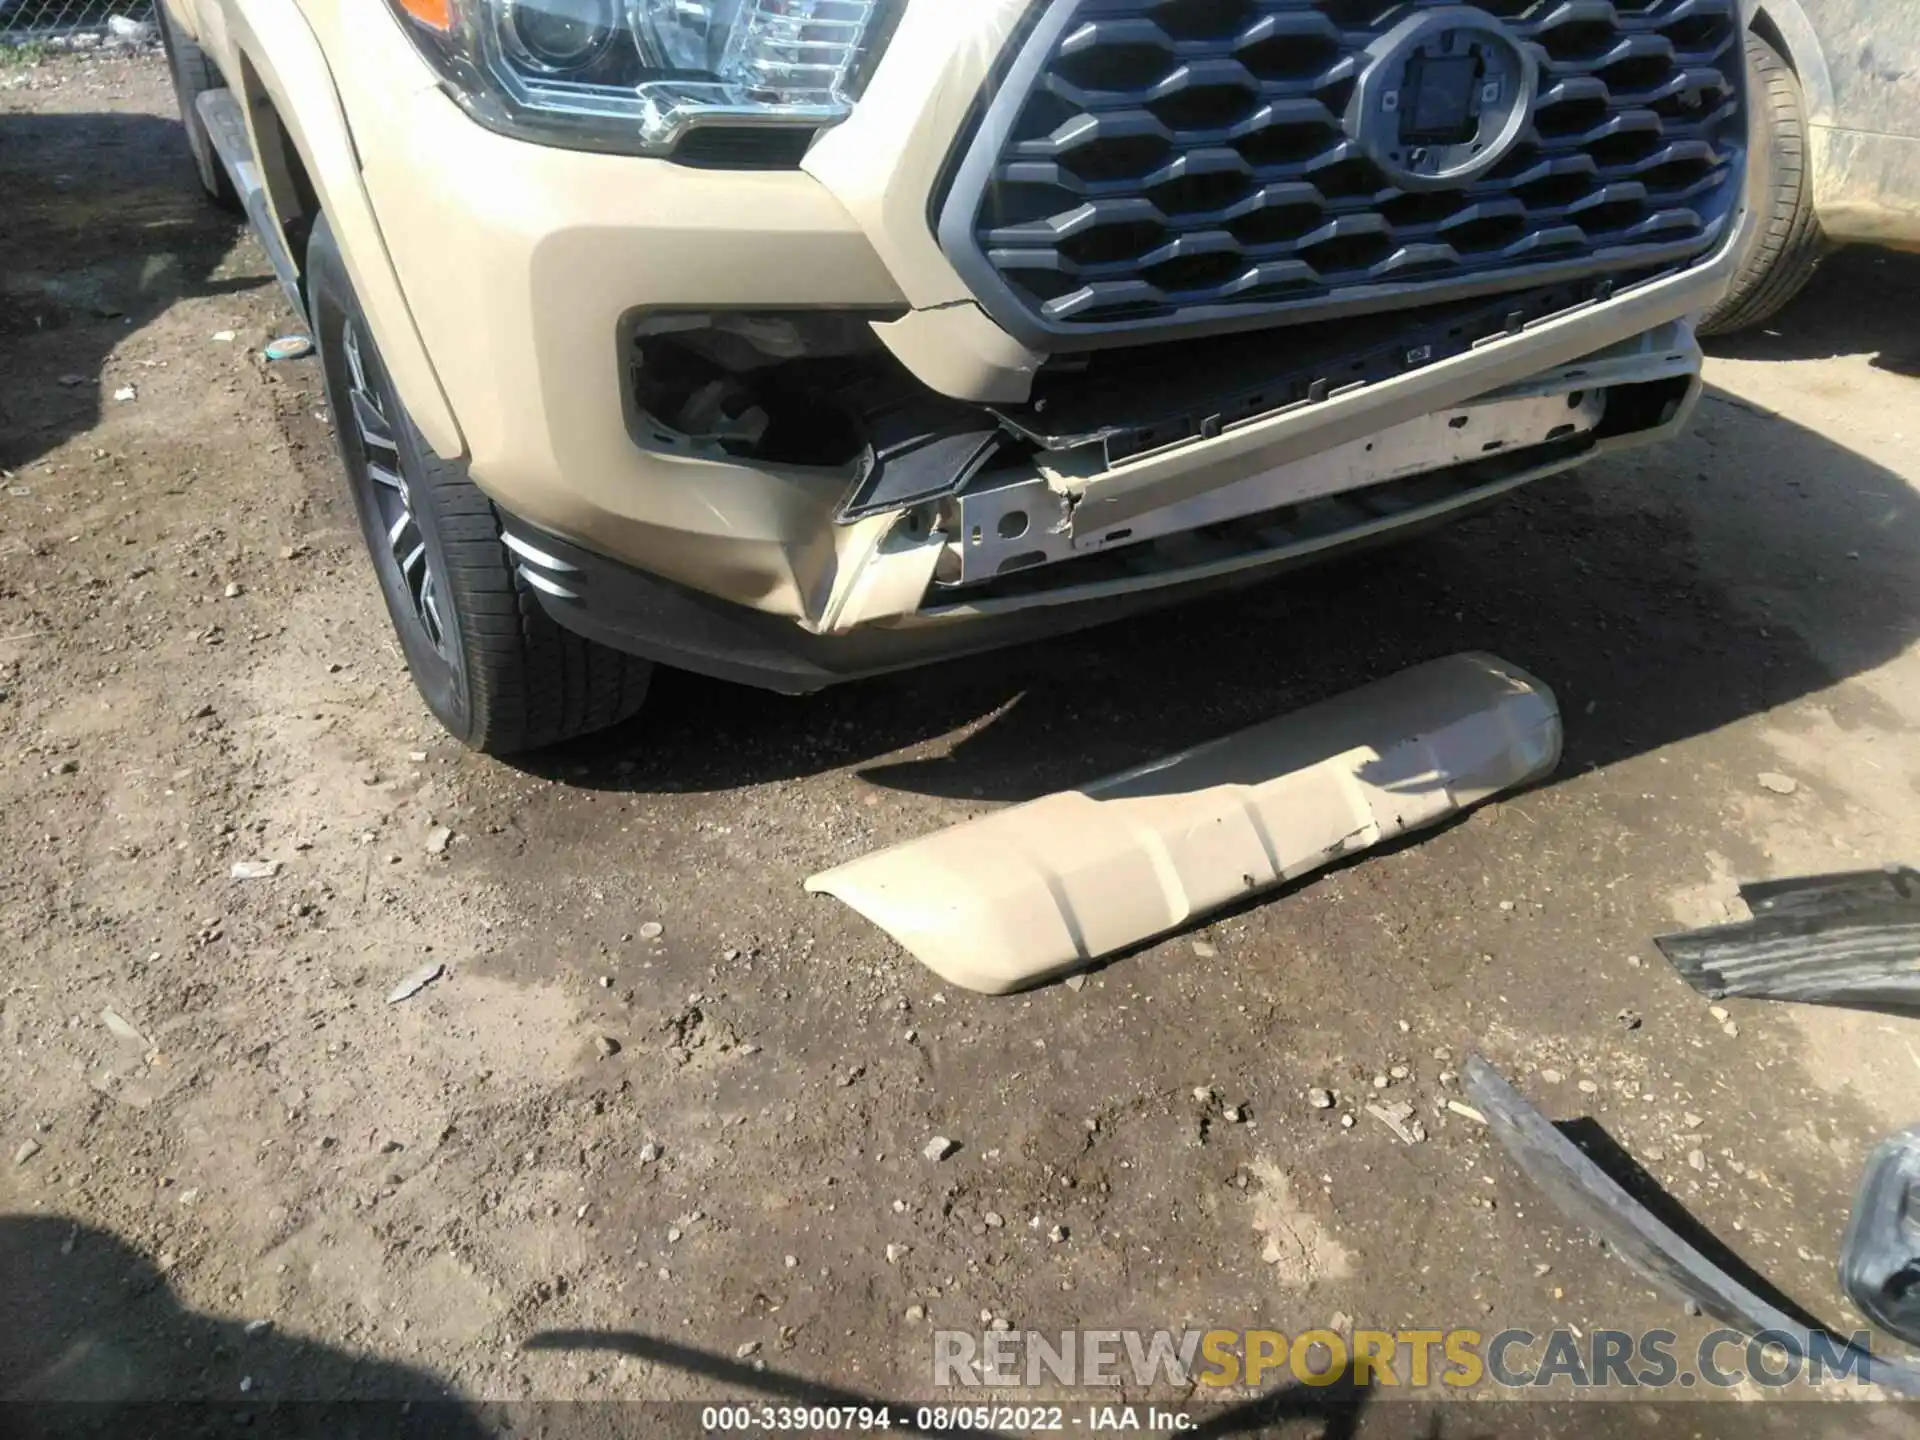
[1365,1101,1426,1145]
[100,1008,152,1049]
[386,962,445,1005]
[923,1136,957,1162]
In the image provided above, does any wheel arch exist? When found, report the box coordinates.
[216,0,465,460]
[1749,0,1838,125]
[157,0,212,45]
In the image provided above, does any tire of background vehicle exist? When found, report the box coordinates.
[154,2,241,214]
[1698,32,1823,337]
[306,214,653,755]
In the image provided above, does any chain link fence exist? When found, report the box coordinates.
[1,0,155,42]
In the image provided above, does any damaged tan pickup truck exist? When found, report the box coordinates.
[157,0,1752,753]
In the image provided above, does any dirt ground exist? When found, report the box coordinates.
[5,47,1920,1436]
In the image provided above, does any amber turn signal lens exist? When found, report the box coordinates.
[395,0,452,31]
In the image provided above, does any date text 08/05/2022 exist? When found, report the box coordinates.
[699,1405,1194,1432]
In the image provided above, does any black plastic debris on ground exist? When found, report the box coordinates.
[1653,865,1920,1015]
[1463,1055,1920,1398]
[1842,1127,1920,1348]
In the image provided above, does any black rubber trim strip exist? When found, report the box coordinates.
[1840,1127,1920,1347]
[1653,866,1920,1016]
[494,515,1371,694]
[1463,1054,1920,1398]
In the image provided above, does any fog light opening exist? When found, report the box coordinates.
[626,311,893,467]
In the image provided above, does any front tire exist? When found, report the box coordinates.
[1700,32,1824,337]
[307,215,652,754]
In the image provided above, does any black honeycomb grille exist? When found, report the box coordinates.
[937,0,1745,344]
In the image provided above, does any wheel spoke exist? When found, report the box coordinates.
[421,584,446,649]
[352,390,397,454]
[349,317,455,665]
[343,323,369,394]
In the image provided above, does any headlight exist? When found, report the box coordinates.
[389,0,898,159]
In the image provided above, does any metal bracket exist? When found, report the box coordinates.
[939,388,1603,587]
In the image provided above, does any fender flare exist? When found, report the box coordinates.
[1751,0,1837,126]
[216,0,465,458]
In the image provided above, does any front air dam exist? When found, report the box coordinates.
[806,652,1561,994]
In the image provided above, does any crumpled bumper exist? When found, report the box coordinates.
[344,0,1736,655]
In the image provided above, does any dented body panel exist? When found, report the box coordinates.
[161,0,1749,689]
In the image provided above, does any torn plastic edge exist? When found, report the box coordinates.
[807,652,1560,995]
[837,421,1007,523]
[1462,1055,1920,1399]
[1654,865,1920,1015]
[1840,1126,1920,1347]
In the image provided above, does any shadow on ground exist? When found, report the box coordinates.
[519,1327,1874,1437]
[1704,246,1920,377]
[0,110,262,471]
[530,357,1920,806]
[0,1216,482,1435]
[0,1180,1873,1438]
[525,1326,1377,1437]
[0,1210,1379,1436]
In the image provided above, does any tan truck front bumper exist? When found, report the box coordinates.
[341,2,1738,677]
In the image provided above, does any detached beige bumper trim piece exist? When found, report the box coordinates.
[807,653,1561,994]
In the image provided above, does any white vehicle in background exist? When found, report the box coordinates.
[1705,1,1920,333]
